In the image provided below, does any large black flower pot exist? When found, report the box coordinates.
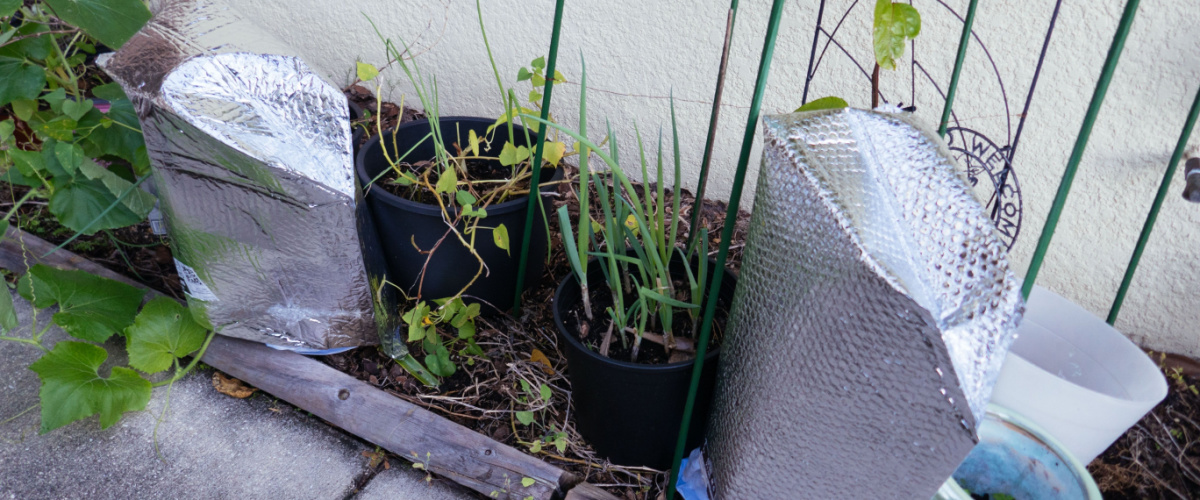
[356,117,562,312]
[348,102,364,156]
[552,258,737,469]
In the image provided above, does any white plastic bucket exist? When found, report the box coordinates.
[990,285,1168,464]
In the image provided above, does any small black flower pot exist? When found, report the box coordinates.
[552,258,737,469]
[355,117,562,313]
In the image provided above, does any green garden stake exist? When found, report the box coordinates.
[1022,0,1141,299]
[511,0,566,315]
[938,0,979,137]
[667,0,787,496]
[1107,83,1200,324]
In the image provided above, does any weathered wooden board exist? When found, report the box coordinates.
[0,227,620,500]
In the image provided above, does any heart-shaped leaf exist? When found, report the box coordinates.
[11,99,37,121]
[515,410,534,426]
[498,142,529,167]
[356,61,379,82]
[61,99,94,121]
[49,177,147,235]
[493,223,510,255]
[424,343,455,377]
[0,57,44,108]
[125,297,208,374]
[29,341,152,432]
[435,167,457,194]
[8,149,47,179]
[53,141,85,175]
[541,141,566,167]
[455,190,477,206]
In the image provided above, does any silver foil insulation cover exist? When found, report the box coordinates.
[98,0,375,350]
[704,109,1023,499]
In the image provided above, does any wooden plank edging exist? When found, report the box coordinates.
[0,227,619,500]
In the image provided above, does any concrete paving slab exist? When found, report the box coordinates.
[355,466,477,500]
[0,290,375,499]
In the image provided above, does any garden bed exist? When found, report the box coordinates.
[6,86,1195,499]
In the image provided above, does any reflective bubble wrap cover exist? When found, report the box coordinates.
[704,109,1023,499]
[98,0,376,350]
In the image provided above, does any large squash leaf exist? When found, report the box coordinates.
[18,264,145,343]
[125,297,208,374]
[0,57,45,107]
[29,341,152,432]
[42,0,150,49]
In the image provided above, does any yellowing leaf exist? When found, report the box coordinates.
[529,349,554,375]
[521,477,536,488]
[435,167,457,194]
[624,214,639,235]
[212,371,258,399]
[493,223,510,255]
[499,142,530,166]
[467,129,481,157]
[542,141,566,167]
[356,61,380,82]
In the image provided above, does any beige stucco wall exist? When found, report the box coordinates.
[233,0,1200,357]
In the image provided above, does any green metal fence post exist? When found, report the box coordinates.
[512,0,566,315]
[666,0,788,497]
[938,0,980,137]
[1021,0,1141,298]
[1107,84,1200,324]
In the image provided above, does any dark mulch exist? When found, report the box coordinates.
[1089,356,1200,499]
[0,184,184,299]
[13,85,1197,500]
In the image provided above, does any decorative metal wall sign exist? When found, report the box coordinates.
[799,0,1066,250]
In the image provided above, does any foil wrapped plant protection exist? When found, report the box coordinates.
[704,108,1023,499]
[97,0,377,351]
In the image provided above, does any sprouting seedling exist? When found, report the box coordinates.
[796,0,920,112]
[871,0,921,107]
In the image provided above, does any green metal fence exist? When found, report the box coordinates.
[505,1,1190,496]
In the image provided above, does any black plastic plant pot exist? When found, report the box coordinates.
[355,116,562,313]
[348,102,364,157]
[552,258,737,470]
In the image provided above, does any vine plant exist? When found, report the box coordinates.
[0,0,155,241]
[357,2,569,382]
[0,265,214,433]
[799,0,921,112]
